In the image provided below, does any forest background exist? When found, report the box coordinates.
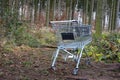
[0,0,120,63]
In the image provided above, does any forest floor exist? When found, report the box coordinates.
[0,45,120,80]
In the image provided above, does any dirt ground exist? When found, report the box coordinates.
[0,46,120,80]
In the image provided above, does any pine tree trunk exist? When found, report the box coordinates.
[46,0,50,27]
[88,0,94,25]
[111,0,118,31]
[95,0,103,38]
[66,0,71,20]
[83,0,89,24]
[49,0,54,21]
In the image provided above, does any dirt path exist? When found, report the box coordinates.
[0,46,120,80]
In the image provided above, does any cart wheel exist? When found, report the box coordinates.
[86,58,91,65]
[51,66,56,70]
[74,57,78,63]
[74,56,78,63]
[72,68,78,75]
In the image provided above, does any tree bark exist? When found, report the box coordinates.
[95,0,103,38]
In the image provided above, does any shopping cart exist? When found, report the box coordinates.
[50,20,92,75]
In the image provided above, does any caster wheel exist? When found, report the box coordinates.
[51,66,56,70]
[74,56,78,63]
[86,61,90,65]
[72,68,78,75]
[86,58,91,65]
[74,58,78,63]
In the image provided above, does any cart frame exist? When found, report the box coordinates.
[50,20,92,75]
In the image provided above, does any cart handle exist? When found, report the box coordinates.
[50,20,77,24]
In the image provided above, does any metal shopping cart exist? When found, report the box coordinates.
[50,20,92,75]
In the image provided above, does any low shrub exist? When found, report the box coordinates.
[86,33,120,62]
[34,27,56,46]
[14,24,40,48]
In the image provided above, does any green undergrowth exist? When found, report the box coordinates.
[84,32,120,63]
[1,23,120,63]
[2,24,56,52]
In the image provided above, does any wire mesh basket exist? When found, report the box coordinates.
[51,20,92,47]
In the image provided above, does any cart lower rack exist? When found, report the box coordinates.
[50,20,92,75]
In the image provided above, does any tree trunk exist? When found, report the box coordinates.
[95,0,103,38]
[46,0,50,27]
[83,0,89,24]
[88,0,94,25]
[111,0,118,31]
[66,0,71,20]
[49,0,54,21]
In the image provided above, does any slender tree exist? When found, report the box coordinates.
[46,0,50,27]
[71,0,76,20]
[111,0,118,31]
[49,0,55,21]
[95,0,103,38]
[34,0,39,22]
[116,0,120,30]
[88,0,94,25]
[66,0,71,20]
[108,0,118,31]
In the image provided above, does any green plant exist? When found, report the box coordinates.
[14,25,40,47]
[86,33,120,62]
[22,61,32,68]
[34,27,56,46]
[3,40,15,52]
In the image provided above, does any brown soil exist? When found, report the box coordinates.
[0,46,120,80]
